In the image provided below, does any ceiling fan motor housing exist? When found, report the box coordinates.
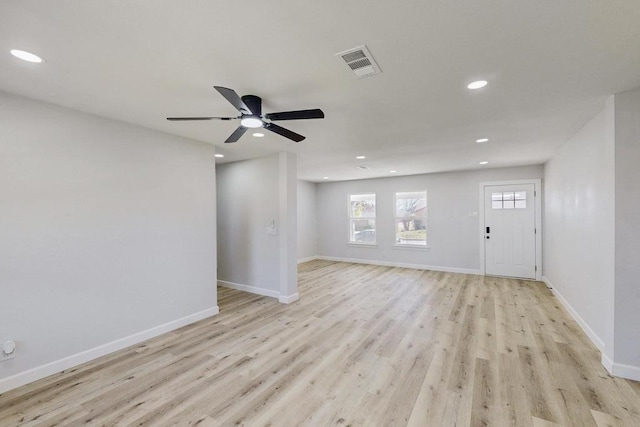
[241,95,262,116]
[167,86,322,143]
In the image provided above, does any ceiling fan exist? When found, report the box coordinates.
[167,86,324,143]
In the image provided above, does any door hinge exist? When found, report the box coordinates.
[534,228,537,234]
[535,266,538,272]
[534,190,537,197]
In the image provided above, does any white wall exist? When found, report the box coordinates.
[544,89,640,380]
[543,100,616,353]
[316,165,543,272]
[613,89,640,371]
[0,91,218,392]
[217,155,280,294]
[297,180,318,261]
[278,153,298,301]
[216,153,298,302]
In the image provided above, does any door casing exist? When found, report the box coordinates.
[478,179,542,281]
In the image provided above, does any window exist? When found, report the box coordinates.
[395,191,427,246]
[491,191,526,209]
[349,194,376,243]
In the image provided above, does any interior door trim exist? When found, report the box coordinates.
[478,179,542,281]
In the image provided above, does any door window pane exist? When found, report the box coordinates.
[491,191,527,209]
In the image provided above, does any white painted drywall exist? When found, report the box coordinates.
[279,152,298,301]
[216,153,299,301]
[613,89,640,370]
[0,91,218,389]
[543,100,616,353]
[297,180,318,261]
[544,90,640,380]
[316,165,543,271]
[216,155,281,293]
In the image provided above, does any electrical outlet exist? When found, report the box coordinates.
[1,341,16,362]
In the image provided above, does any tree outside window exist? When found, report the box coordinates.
[349,194,376,243]
[395,191,427,245]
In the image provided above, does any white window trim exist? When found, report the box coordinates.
[392,244,430,250]
[347,193,377,245]
[394,190,428,247]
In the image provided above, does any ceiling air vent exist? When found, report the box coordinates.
[336,45,381,79]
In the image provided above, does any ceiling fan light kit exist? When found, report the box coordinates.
[167,86,324,143]
[240,116,263,128]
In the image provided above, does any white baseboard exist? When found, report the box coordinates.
[544,276,640,382]
[297,256,319,264]
[218,280,303,306]
[218,280,280,299]
[542,276,605,352]
[610,361,640,381]
[0,306,219,394]
[218,280,300,305]
[603,350,640,381]
[315,256,482,276]
[602,353,614,375]
[279,293,300,304]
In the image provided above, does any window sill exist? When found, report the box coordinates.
[392,244,430,251]
[347,242,378,248]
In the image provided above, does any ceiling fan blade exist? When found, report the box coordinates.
[214,86,252,115]
[166,116,237,121]
[265,109,325,121]
[225,125,249,143]
[264,123,305,142]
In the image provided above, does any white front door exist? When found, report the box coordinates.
[484,184,536,279]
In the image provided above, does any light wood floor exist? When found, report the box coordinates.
[2,261,640,426]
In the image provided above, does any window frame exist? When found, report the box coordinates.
[393,190,428,247]
[347,193,377,245]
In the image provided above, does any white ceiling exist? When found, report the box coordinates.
[2,1,640,182]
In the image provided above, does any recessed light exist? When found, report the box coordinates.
[10,49,44,63]
[479,161,489,165]
[252,132,264,137]
[467,80,488,90]
[323,176,329,180]
[476,138,489,143]
[389,170,397,173]
[214,154,224,158]
[356,156,366,160]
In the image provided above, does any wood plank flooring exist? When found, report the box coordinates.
[1,260,639,426]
